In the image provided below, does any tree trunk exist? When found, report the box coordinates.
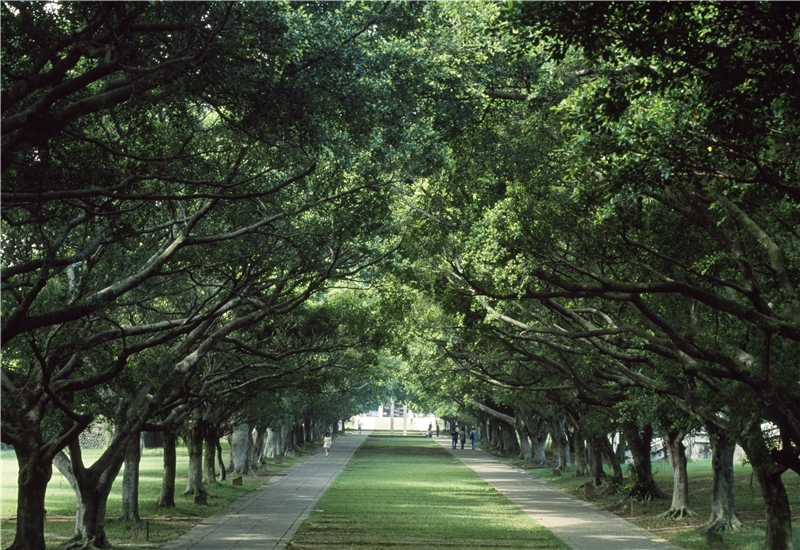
[265,427,282,459]
[702,427,742,532]
[216,438,226,481]
[622,422,665,501]
[660,428,695,518]
[183,418,212,496]
[65,438,126,549]
[252,426,266,472]
[281,423,293,454]
[157,430,176,507]
[586,439,605,486]
[120,433,141,521]
[500,421,521,456]
[202,429,218,484]
[572,428,588,477]
[739,418,794,549]
[228,423,250,475]
[9,444,52,550]
[596,434,623,488]
[551,417,570,471]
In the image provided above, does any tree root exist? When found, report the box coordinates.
[658,506,698,519]
[699,517,743,534]
[54,536,109,550]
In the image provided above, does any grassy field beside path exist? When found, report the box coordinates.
[288,436,569,550]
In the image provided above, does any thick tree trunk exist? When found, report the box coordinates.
[9,444,52,550]
[500,421,521,456]
[281,423,293,454]
[596,435,623,488]
[528,418,548,465]
[74,480,114,549]
[62,438,126,549]
[622,422,666,501]
[739,418,794,549]
[702,428,742,532]
[183,418,212,496]
[265,428,282,459]
[203,429,218,484]
[572,428,588,477]
[157,430,176,507]
[660,429,695,518]
[586,439,605,486]
[228,423,250,475]
[120,434,141,521]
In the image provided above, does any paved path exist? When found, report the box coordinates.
[160,432,368,550]
[435,437,679,550]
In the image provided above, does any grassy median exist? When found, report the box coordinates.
[287,436,568,550]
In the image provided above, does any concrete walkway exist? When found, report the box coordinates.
[160,432,368,550]
[436,437,680,550]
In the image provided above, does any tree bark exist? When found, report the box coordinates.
[572,427,588,477]
[595,434,623,487]
[202,428,218,484]
[265,427,282,459]
[228,423,251,475]
[622,422,666,501]
[739,418,794,549]
[120,433,141,521]
[9,444,52,550]
[660,428,696,518]
[216,437,226,482]
[586,439,605,486]
[157,430,176,507]
[551,416,571,471]
[702,427,742,532]
[182,417,212,496]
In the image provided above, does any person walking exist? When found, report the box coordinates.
[323,432,332,456]
[357,419,363,435]
[427,423,433,438]
[459,427,466,449]
[435,423,439,437]
[451,427,458,449]
[469,427,478,450]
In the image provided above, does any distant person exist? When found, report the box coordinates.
[435,423,440,437]
[357,419,363,435]
[427,423,433,438]
[323,432,332,456]
[469,427,477,450]
[459,427,466,449]
[451,428,458,449]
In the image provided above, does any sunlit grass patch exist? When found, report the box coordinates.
[288,437,568,550]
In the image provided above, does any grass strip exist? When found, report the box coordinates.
[287,436,569,550]
[0,446,300,549]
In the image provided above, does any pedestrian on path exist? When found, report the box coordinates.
[427,423,433,438]
[459,428,466,449]
[451,428,458,449]
[323,432,332,456]
[357,420,362,434]
[435,423,439,437]
[469,427,477,449]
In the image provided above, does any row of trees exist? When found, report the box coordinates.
[3,2,798,550]
[393,4,799,550]
[1,2,441,548]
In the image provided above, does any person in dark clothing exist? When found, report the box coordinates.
[436,423,440,437]
[451,427,458,449]
[469,427,477,450]
[459,428,466,449]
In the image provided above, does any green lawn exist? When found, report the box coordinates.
[287,436,569,550]
[495,450,800,550]
[0,443,295,548]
